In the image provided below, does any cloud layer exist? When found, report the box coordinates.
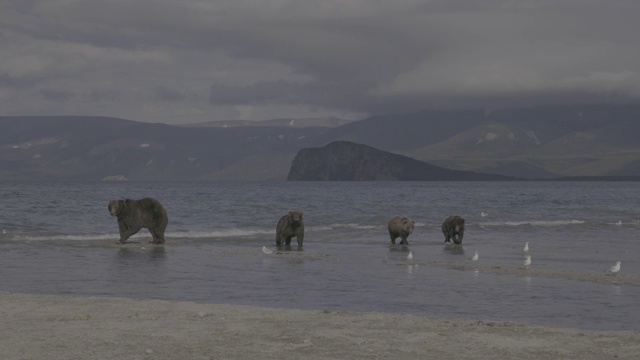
[2,0,640,124]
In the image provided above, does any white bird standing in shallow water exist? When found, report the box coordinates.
[262,246,273,255]
[407,251,413,261]
[523,242,529,253]
[481,211,488,217]
[471,251,479,261]
[521,255,531,268]
[605,261,621,274]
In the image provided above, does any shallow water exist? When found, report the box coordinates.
[1,181,639,331]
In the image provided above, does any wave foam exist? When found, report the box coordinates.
[7,228,275,242]
[320,223,380,230]
[480,220,586,227]
[172,229,273,238]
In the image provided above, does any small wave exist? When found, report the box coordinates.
[7,228,275,242]
[171,229,273,238]
[608,220,640,226]
[309,225,333,231]
[319,223,380,230]
[480,220,586,227]
[15,233,116,242]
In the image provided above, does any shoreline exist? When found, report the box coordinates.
[2,292,639,359]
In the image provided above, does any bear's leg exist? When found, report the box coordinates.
[400,235,408,245]
[154,220,168,244]
[296,233,304,247]
[285,236,292,246]
[119,226,141,244]
[117,222,128,243]
[149,228,165,245]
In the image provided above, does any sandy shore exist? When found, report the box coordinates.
[2,293,639,359]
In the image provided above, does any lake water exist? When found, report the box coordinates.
[1,181,639,331]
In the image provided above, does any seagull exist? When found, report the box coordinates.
[523,242,529,253]
[407,251,413,261]
[615,221,622,226]
[481,211,488,217]
[604,261,621,274]
[471,251,479,261]
[262,246,273,255]
[521,255,531,268]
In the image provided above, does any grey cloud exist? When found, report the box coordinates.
[84,89,122,103]
[2,0,640,123]
[40,88,75,102]
[209,79,379,112]
[0,73,18,88]
[154,87,188,102]
[154,87,204,103]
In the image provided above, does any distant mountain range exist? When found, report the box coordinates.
[2,104,640,181]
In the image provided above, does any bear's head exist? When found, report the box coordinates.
[288,210,303,224]
[108,199,124,216]
[403,218,415,233]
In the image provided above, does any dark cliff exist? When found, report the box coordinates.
[287,141,516,181]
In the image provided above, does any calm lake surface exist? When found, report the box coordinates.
[1,181,639,331]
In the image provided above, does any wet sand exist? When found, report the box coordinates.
[2,292,639,360]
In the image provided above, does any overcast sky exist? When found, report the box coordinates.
[2,1,639,124]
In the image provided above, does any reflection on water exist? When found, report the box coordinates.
[612,285,622,296]
[387,245,411,253]
[406,264,419,276]
[442,244,465,255]
[1,241,640,331]
[117,246,167,261]
[277,245,304,252]
[0,243,640,329]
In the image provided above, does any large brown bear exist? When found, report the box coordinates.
[442,215,465,245]
[108,198,168,245]
[387,216,415,245]
[276,211,304,248]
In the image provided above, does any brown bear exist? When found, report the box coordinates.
[387,216,415,245]
[442,215,465,245]
[108,197,168,245]
[276,211,304,248]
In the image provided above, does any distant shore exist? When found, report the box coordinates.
[1,292,638,360]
